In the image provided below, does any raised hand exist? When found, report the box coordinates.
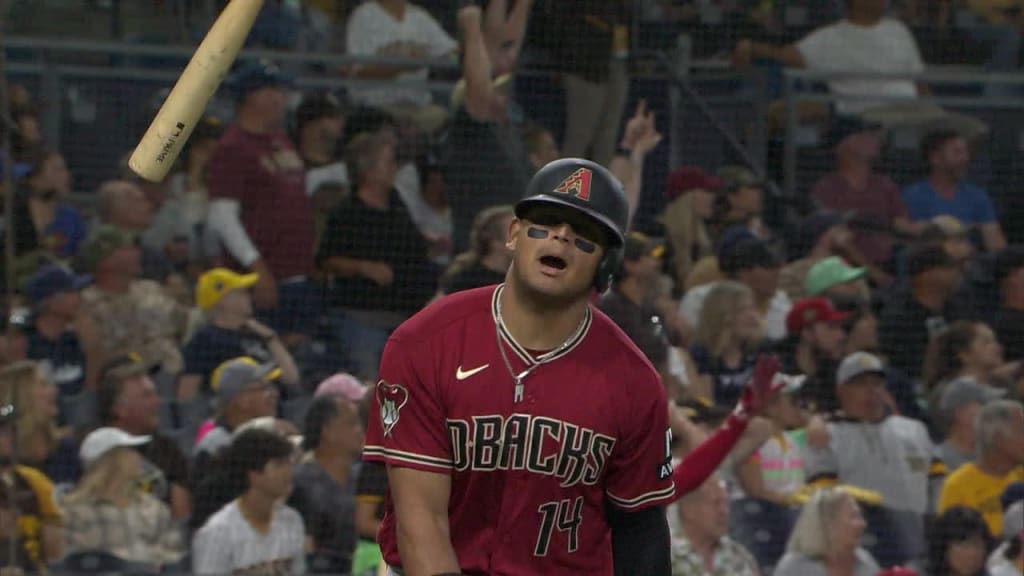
[735,354,784,419]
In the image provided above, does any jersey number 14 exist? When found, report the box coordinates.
[534,497,584,556]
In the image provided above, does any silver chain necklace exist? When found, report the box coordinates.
[494,285,589,403]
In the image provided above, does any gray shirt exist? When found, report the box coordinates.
[935,440,974,473]
[773,549,880,576]
[289,460,358,573]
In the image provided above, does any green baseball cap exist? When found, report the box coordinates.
[78,225,136,273]
[805,256,866,297]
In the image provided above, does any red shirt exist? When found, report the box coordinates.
[207,124,314,279]
[811,172,908,266]
[364,285,675,575]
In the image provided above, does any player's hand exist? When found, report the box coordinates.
[362,261,395,287]
[735,354,782,419]
[733,39,754,69]
[621,100,663,158]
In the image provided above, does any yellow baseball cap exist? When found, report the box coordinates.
[196,268,259,311]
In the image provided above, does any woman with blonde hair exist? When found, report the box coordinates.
[60,427,183,569]
[0,360,78,484]
[688,281,766,405]
[438,204,514,296]
[775,487,880,575]
[659,167,718,295]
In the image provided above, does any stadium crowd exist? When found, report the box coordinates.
[1,0,1024,575]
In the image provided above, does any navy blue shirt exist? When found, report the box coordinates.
[27,327,86,397]
[181,325,269,392]
[689,343,768,407]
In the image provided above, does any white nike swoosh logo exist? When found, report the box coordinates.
[456,364,490,380]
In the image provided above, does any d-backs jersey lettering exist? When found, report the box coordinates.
[363,285,675,575]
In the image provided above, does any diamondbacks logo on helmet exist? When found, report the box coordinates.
[552,168,592,201]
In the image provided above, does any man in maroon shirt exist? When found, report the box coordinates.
[811,119,921,269]
[206,59,318,338]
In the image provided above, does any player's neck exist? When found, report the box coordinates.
[499,282,589,351]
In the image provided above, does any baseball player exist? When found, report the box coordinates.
[363,158,781,576]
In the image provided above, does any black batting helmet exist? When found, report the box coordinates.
[515,158,628,292]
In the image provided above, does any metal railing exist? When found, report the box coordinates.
[781,67,1024,201]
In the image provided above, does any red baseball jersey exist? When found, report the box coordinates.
[363,285,676,575]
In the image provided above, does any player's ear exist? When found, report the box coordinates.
[507,218,521,250]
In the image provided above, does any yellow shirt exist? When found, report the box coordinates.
[938,463,1024,536]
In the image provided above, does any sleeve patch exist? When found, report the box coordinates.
[376,380,409,437]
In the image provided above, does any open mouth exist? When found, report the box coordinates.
[539,255,567,270]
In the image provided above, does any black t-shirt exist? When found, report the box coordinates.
[878,286,974,381]
[993,307,1024,362]
[316,191,437,314]
[441,262,506,295]
[289,461,357,571]
[137,432,189,506]
[445,107,533,253]
[26,326,85,396]
[355,460,387,540]
[598,289,669,370]
[181,324,270,392]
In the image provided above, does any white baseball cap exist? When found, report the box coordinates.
[79,427,150,466]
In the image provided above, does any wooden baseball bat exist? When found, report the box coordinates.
[128,0,265,182]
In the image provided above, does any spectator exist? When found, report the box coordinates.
[805,256,870,302]
[711,166,765,241]
[0,410,62,571]
[733,0,986,140]
[775,487,880,575]
[206,59,318,338]
[923,321,1013,414]
[780,212,857,300]
[965,0,1023,99]
[289,394,365,574]
[601,232,688,400]
[731,373,808,570]
[164,115,223,266]
[0,360,79,487]
[924,506,991,576]
[660,167,718,293]
[75,225,189,379]
[193,357,281,460]
[296,92,348,196]
[399,150,452,267]
[446,1,535,252]
[60,427,183,569]
[879,243,973,381]
[345,0,456,134]
[993,246,1024,362]
[940,400,1024,538]
[806,352,943,565]
[776,297,849,409]
[989,486,1024,576]
[681,226,791,340]
[811,119,919,269]
[317,131,438,380]
[523,124,560,171]
[94,179,176,285]
[23,264,91,396]
[179,268,300,401]
[688,281,766,406]
[669,473,759,576]
[549,1,629,168]
[438,205,513,296]
[934,377,1007,472]
[314,372,369,402]
[10,148,87,261]
[903,131,1007,253]
[192,428,305,576]
[96,353,191,520]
